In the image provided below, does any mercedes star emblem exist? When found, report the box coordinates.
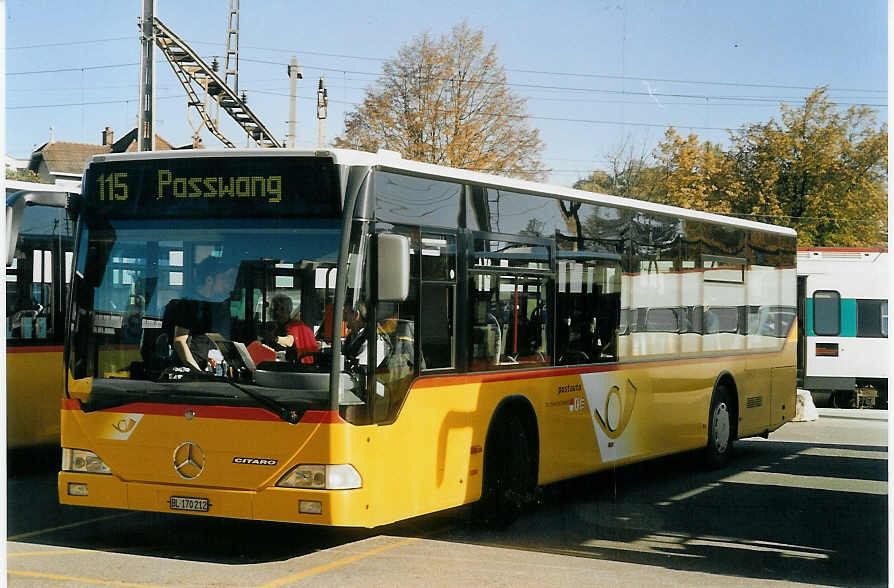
[173,441,206,480]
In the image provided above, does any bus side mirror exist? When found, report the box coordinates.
[377,233,409,301]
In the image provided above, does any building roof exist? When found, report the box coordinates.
[28,130,176,177]
[29,142,110,175]
[109,128,175,153]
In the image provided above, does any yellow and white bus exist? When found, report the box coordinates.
[59,149,797,527]
[7,185,78,451]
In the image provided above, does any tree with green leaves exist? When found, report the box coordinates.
[575,88,887,247]
[651,130,740,215]
[726,88,887,246]
[334,23,544,180]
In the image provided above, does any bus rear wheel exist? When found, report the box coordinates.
[705,386,735,469]
[476,415,534,528]
[831,390,856,409]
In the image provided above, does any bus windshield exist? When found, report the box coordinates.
[67,156,373,420]
[7,197,74,344]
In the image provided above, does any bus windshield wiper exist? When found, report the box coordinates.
[217,378,302,424]
[156,371,302,424]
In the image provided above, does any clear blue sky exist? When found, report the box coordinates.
[5,0,888,187]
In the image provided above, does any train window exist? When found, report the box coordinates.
[813,290,840,336]
[883,302,889,337]
[857,299,888,338]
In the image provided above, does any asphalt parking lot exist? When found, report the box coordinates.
[6,408,889,587]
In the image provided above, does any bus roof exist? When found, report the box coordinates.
[88,148,796,237]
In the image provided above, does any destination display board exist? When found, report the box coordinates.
[82,156,341,219]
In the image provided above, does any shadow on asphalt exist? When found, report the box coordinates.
[7,437,888,585]
[7,445,60,476]
[445,439,889,587]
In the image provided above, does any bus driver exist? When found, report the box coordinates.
[163,256,238,372]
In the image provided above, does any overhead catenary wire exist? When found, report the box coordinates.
[7,37,886,186]
[7,56,887,107]
[191,40,887,94]
[9,85,884,135]
[237,58,888,107]
[11,77,879,109]
[7,34,886,95]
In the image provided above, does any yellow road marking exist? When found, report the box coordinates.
[258,537,419,587]
[7,570,167,588]
[7,548,88,557]
[8,512,135,541]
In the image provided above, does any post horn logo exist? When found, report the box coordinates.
[112,418,138,433]
[173,442,206,480]
[593,378,637,439]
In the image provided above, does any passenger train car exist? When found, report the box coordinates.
[797,248,888,408]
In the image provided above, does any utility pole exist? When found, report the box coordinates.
[138,0,156,151]
[286,57,302,148]
[316,77,328,149]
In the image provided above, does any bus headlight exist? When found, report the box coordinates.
[276,464,361,490]
[62,448,112,474]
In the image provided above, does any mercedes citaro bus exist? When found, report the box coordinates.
[59,149,797,527]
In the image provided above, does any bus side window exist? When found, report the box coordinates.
[469,277,500,369]
[419,232,456,371]
[556,259,621,365]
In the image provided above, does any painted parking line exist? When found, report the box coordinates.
[7,548,89,558]
[721,471,888,495]
[7,570,167,588]
[8,512,136,541]
[798,447,888,460]
[257,537,419,587]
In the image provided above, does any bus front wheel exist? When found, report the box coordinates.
[476,415,534,528]
[705,386,735,469]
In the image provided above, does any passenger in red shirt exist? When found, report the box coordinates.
[267,294,319,361]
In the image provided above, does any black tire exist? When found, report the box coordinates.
[475,414,534,528]
[705,386,735,469]
[832,390,856,409]
[826,393,838,408]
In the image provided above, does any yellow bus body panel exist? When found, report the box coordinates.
[7,348,64,449]
[60,338,795,527]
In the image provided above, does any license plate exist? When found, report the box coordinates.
[170,496,209,512]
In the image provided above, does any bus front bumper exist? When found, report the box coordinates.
[58,472,372,527]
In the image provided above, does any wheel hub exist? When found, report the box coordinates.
[713,402,730,454]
